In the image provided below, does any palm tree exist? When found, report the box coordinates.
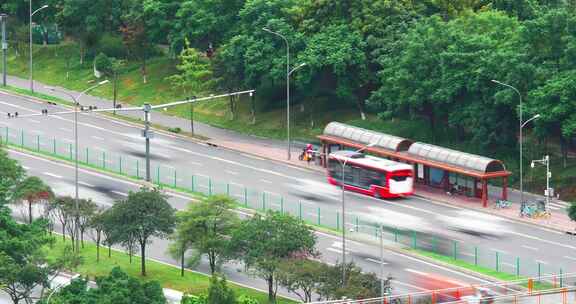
[13,176,54,223]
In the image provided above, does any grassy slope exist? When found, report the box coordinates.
[45,237,295,303]
[2,43,575,200]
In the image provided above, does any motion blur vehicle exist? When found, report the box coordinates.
[436,210,513,239]
[288,179,340,202]
[327,151,414,199]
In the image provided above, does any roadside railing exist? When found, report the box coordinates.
[0,126,569,285]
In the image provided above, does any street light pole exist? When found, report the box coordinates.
[29,3,48,93]
[47,80,109,252]
[331,143,376,287]
[263,28,292,160]
[492,80,541,206]
[1,14,7,87]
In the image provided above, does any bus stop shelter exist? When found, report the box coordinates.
[318,122,512,207]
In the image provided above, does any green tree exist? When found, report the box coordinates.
[0,208,54,304]
[568,203,576,223]
[229,211,316,302]
[88,208,107,262]
[94,53,125,112]
[0,147,25,207]
[168,41,216,96]
[13,176,54,224]
[316,262,380,300]
[277,258,325,302]
[42,267,167,304]
[169,195,239,275]
[207,275,236,304]
[105,188,176,276]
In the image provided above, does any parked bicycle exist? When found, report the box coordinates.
[494,199,512,209]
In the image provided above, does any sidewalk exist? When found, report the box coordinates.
[2,76,574,233]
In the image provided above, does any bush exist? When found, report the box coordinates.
[207,275,236,304]
[97,34,127,58]
[236,295,259,304]
[168,127,182,133]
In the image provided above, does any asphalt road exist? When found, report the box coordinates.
[5,149,501,298]
[1,91,575,291]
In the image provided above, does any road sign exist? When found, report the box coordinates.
[141,129,154,139]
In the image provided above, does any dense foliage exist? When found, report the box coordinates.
[2,0,575,154]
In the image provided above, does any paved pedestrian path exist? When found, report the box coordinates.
[2,76,574,233]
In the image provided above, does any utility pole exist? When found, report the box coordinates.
[143,103,153,182]
[1,14,7,87]
[531,155,551,208]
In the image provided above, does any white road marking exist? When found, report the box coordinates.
[59,127,72,132]
[535,260,548,265]
[501,262,515,268]
[28,119,40,124]
[493,249,508,254]
[30,130,44,135]
[260,179,272,184]
[111,190,128,197]
[61,138,74,143]
[188,161,202,166]
[365,258,388,265]
[78,181,95,187]
[43,172,63,179]
[326,247,343,254]
[563,256,576,261]
[91,136,104,141]
[404,268,428,276]
[552,201,570,207]
[521,245,539,251]
[509,231,576,250]
[226,170,239,175]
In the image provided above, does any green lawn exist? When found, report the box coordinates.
[44,237,296,303]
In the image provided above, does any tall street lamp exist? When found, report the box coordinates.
[492,80,540,206]
[262,27,298,160]
[47,80,110,252]
[1,14,7,87]
[29,3,48,93]
[330,142,376,286]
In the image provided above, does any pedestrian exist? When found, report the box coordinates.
[14,112,18,117]
[7,113,11,118]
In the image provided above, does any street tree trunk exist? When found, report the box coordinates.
[267,275,275,303]
[140,240,147,276]
[28,200,33,223]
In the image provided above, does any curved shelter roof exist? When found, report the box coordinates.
[323,122,412,152]
[407,142,506,173]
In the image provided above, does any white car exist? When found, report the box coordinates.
[437,210,512,238]
[287,179,340,202]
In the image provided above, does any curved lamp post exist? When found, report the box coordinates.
[29,3,49,93]
[263,27,302,161]
[492,80,540,206]
[46,80,110,252]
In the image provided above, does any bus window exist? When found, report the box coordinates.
[390,175,408,182]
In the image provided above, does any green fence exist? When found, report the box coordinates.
[0,126,566,282]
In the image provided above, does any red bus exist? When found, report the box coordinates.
[327,151,414,199]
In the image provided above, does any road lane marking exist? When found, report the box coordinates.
[61,138,74,143]
[563,256,576,261]
[326,247,343,254]
[225,170,238,175]
[307,212,324,218]
[405,268,428,276]
[111,190,128,197]
[501,262,515,268]
[78,181,95,187]
[260,179,272,184]
[365,258,388,265]
[43,172,63,179]
[28,119,40,124]
[509,231,576,250]
[59,127,72,132]
[535,260,548,265]
[521,245,538,251]
[188,161,202,166]
[91,136,104,141]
